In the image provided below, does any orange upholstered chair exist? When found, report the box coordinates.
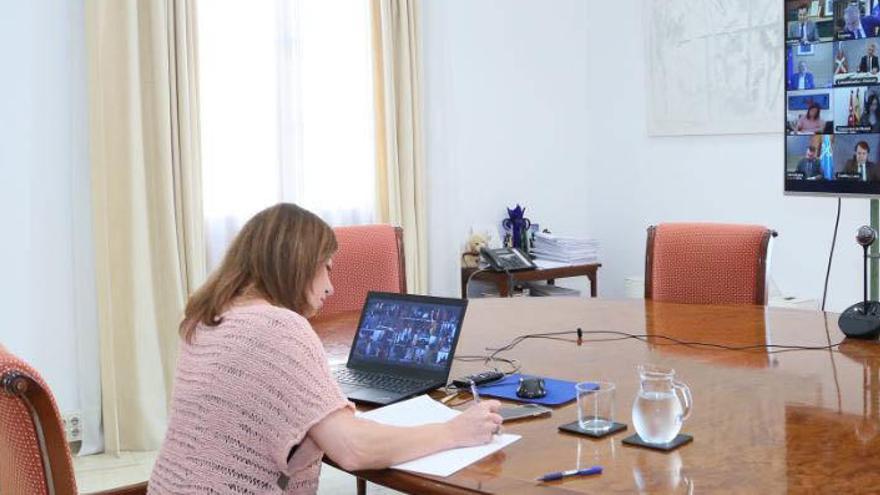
[645,223,777,305]
[0,345,147,495]
[319,224,407,317]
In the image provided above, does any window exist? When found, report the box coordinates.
[198,0,377,266]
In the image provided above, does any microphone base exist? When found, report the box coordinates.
[839,301,880,339]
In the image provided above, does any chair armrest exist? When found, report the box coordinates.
[86,481,148,495]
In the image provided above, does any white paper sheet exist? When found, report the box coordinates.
[358,395,520,477]
[533,258,570,269]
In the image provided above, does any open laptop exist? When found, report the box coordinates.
[332,292,468,406]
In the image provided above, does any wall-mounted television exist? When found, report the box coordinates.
[785,0,880,195]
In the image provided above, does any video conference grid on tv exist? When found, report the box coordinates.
[351,300,461,370]
[785,0,880,187]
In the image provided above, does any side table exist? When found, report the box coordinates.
[460,263,601,298]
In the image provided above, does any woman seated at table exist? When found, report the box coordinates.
[796,103,825,134]
[148,203,502,494]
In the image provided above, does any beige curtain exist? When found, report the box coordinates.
[85,0,205,453]
[372,0,428,294]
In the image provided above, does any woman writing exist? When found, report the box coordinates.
[148,203,502,494]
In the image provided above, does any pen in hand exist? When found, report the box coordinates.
[537,466,602,482]
[469,380,480,403]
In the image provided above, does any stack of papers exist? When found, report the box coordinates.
[531,232,600,264]
[525,282,581,297]
[358,395,520,477]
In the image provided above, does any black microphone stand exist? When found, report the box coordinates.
[865,242,870,315]
[840,226,880,339]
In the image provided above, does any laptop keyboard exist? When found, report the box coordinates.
[333,368,434,394]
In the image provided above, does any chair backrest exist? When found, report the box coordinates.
[645,223,777,305]
[319,225,407,316]
[0,345,77,495]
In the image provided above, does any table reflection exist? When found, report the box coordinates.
[572,437,617,470]
[461,450,506,489]
[838,340,880,444]
[644,301,772,368]
[631,450,693,495]
[784,339,880,492]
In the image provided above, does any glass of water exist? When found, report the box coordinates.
[576,381,615,433]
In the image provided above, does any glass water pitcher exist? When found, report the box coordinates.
[632,364,693,444]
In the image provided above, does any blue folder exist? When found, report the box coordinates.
[475,374,596,406]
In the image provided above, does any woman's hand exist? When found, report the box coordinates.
[447,400,503,447]
[311,401,503,472]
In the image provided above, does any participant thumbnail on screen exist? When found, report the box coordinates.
[787,134,832,181]
[835,0,880,41]
[786,0,833,44]
[787,43,834,89]
[834,85,880,132]
[788,89,833,134]
[833,38,880,85]
[833,134,880,180]
[351,300,460,369]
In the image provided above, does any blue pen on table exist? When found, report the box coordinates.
[537,466,602,482]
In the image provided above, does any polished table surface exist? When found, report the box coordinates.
[312,297,880,494]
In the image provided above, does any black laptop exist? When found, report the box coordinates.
[332,292,468,406]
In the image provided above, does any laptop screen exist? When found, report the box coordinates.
[347,292,467,374]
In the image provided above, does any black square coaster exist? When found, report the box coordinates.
[621,433,693,451]
[558,420,627,438]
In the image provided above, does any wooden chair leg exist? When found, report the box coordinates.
[357,477,366,495]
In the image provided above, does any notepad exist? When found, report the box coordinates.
[358,395,520,477]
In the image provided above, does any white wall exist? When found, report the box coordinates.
[423,0,593,297]
[0,1,102,454]
[585,0,865,312]
[423,0,867,312]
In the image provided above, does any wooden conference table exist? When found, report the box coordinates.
[312,297,880,494]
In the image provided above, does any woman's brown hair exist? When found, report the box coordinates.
[180,203,337,341]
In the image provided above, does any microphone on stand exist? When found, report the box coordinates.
[857,226,877,314]
[839,226,880,339]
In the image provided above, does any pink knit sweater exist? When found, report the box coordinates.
[148,302,353,494]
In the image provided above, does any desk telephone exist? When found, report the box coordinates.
[479,247,537,272]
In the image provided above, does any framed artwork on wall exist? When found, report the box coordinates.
[644,0,782,136]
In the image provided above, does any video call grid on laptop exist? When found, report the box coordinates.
[333,291,468,405]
